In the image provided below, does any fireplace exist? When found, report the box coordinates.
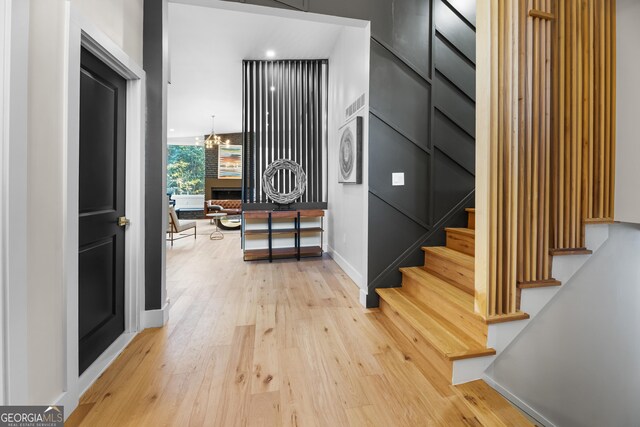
[211,187,241,200]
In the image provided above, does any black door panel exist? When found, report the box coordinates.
[78,47,126,375]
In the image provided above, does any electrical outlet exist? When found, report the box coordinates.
[392,172,405,186]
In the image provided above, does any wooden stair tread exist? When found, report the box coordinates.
[517,279,562,289]
[376,288,496,361]
[445,227,475,237]
[549,247,593,256]
[400,267,476,313]
[399,267,488,344]
[465,208,475,213]
[422,246,474,269]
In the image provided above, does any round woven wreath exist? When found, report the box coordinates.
[262,159,307,205]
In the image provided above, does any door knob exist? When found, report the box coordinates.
[117,216,130,227]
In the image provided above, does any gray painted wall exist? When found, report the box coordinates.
[487,223,640,427]
[143,0,169,310]
[615,0,640,224]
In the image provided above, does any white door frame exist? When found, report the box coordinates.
[1,0,29,405]
[57,5,146,415]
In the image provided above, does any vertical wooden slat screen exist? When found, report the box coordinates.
[517,0,555,286]
[477,0,616,318]
[242,60,328,208]
[551,0,616,253]
[476,0,520,318]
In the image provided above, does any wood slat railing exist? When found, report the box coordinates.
[476,0,616,318]
[518,0,554,286]
[551,0,617,252]
[476,0,520,318]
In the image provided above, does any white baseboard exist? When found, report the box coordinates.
[359,289,368,308]
[327,246,368,307]
[142,300,170,328]
[483,374,556,427]
[327,246,364,288]
[57,331,137,420]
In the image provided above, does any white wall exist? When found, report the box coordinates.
[74,0,144,65]
[0,0,7,405]
[485,223,640,426]
[327,25,370,297]
[614,0,640,224]
[25,0,143,404]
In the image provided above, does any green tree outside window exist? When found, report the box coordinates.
[167,145,205,195]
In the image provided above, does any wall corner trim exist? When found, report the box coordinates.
[358,289,367,308]
[142,300,171,328]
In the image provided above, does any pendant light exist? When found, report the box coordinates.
[204,115,222,149]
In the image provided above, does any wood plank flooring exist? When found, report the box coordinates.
[66,221,535,426]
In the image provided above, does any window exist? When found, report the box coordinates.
[167,145,205,195]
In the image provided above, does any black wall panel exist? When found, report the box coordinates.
[226,0,476,307]
[433,72,475,137]
[432,147,475,220]
[434,110,475,174]
[367,193,429,284]
[434,0,476,63]
[368,0,431,77]
[369,115,431,227]
[434,35,475,101]
[445,0,476,27]
[370,41,431,150]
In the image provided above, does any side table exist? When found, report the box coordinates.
[206,213,227,240]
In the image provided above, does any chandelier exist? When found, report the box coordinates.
[204,115,223,149]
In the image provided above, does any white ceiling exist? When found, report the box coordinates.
[168,2,345,141]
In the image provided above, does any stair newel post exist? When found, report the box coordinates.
[476,0,521,319]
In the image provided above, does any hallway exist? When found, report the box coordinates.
[66,229,533,426]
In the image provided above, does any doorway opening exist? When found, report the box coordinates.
[166,0,370,297]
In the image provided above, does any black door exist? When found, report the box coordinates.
[78,47,127,374]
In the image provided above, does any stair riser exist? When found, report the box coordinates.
[467,211,475,230]
[401,275,487,344]
[423,254,475,295]
[446,231,475,256]
[379,299,453,382]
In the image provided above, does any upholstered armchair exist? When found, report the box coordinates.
[167,206,196,246]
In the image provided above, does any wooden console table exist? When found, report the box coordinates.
[242,209,324,262]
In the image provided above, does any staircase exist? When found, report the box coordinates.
[375,208,529,384]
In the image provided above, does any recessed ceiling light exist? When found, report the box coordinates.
[270,86,276,91]
[170,128,175,132]
[195,137,200,141]
[266,50,276,58]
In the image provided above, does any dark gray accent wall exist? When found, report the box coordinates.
[143,0,168,310]
[225,0,477,307]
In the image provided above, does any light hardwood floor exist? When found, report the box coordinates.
[66,221,535,426]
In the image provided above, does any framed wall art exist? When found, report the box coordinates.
[338,116,363,184]
[218,145,242,179]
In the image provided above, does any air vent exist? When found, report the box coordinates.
[345,93,366,119]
